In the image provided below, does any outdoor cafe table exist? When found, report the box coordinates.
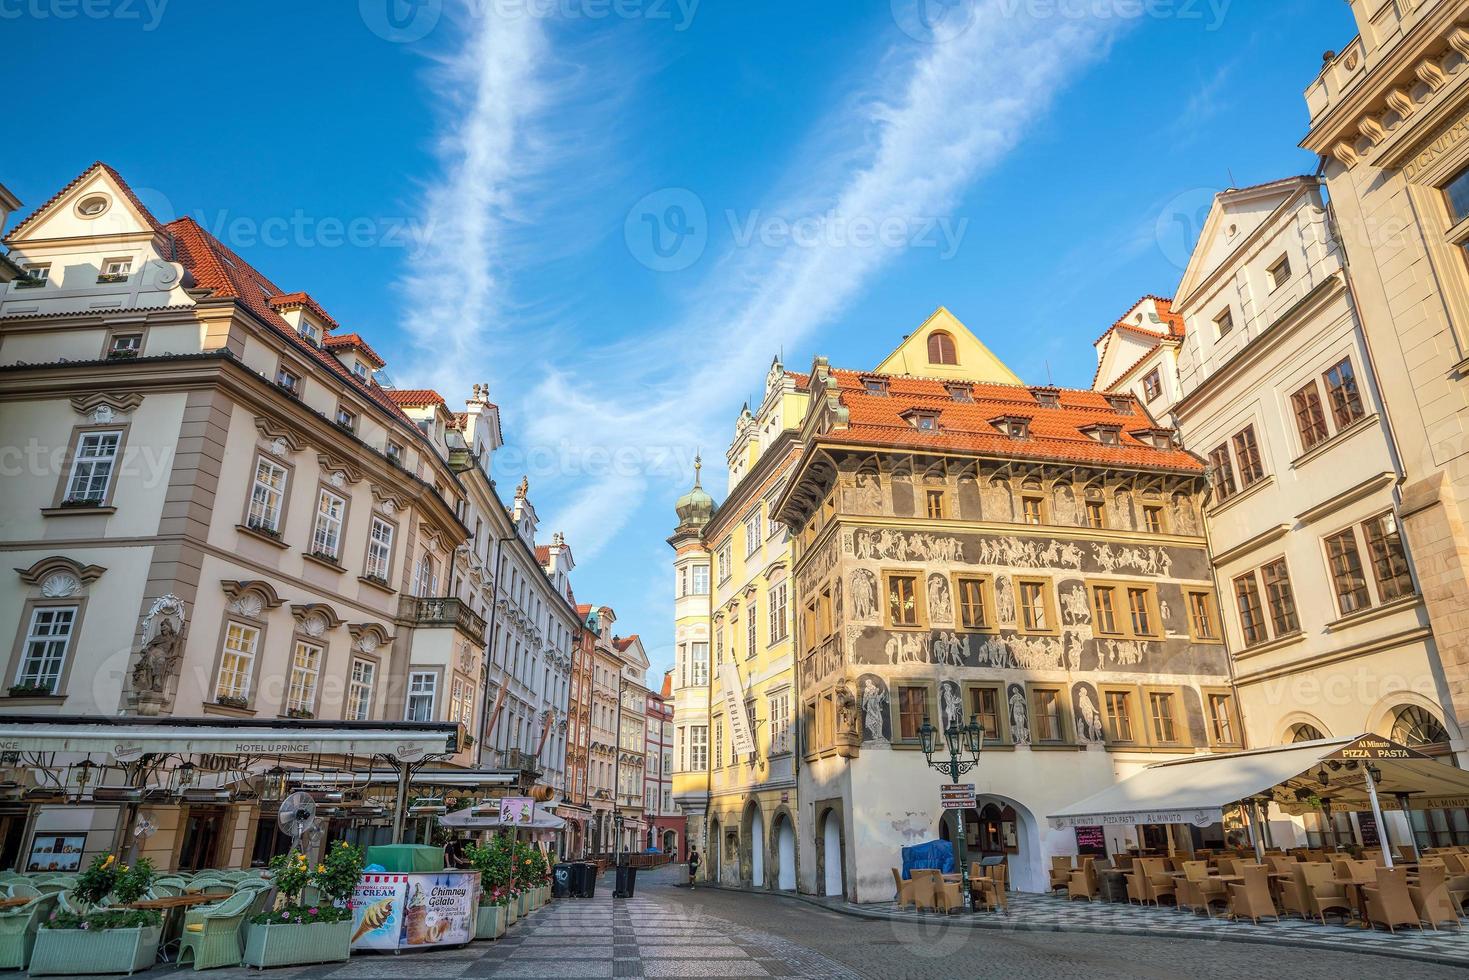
[129,894,218,962]
[0,897,30,910]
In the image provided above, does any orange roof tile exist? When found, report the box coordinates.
[385,389,446,407]
[324,332,386,367]
[268,291,340,330]
[822,369,1199,473]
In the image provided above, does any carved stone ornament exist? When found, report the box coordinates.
[230,592,264,618]
[40,572,81,598]
[132,596,188,712]
[302,612,328,637]
[330,471,346,489]
[91,405,115,425]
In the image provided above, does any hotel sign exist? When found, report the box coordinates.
[719,663,756,756]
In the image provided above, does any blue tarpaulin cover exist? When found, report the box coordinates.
[900,840,954,879]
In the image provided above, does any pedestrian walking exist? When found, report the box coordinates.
[687,846,700,889]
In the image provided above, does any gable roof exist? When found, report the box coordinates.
[324,333,386,367]
[819,369,1199,473]
[268,291,340,330]
[1174,176,1316,306]
[1091,297,1185,389]
[3,161,164,243]
[384,389,447,408]
[873,307,1022,385]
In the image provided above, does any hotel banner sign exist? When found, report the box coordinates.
[1050,808,1221,830]
[719,663,756,756]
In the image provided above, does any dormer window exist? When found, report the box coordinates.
[276,368,300,394]
[1083,424,1123,446]
[1032,388,1060,409]
[991,415,1031,440]
[1106,394,1135,414]
[904,410,940,432]
[335,407,357,432]
[353,361,368,381]
[862,377,889,396]
[944,383,972,403]
[1131,428,1175,450]
[298,321,321,346]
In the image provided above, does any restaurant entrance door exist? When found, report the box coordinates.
[178,807,225,871]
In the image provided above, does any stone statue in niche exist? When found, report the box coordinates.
[927,574,953,625]
[834,681,860,758]
[860,675,890,744]
[1007,684,1030,745]
[849,569,878,622]
[132,618,184,708]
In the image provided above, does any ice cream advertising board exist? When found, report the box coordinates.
[350,871,480,950]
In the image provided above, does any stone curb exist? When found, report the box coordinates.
[693,882,1469,970]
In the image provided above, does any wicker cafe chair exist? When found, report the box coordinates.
[1048,856,1073,894]
[1301,863,1353,925]
[1228,865,1279,925]
[1067,858,1100,902]
[1362,867,1421,933]
[908,870,937,912]
[0,892,56,971]
[1408,865,1463,930]
[891,868,918,911]
[973,861,1008,911]
[1277,865,1312,920]
[177,889,254,971]
[1177,862,1228,917]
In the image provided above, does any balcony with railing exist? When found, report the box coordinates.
[397,596,487,642]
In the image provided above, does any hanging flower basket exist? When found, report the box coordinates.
[243,919,351,969]
[29,924,161,977]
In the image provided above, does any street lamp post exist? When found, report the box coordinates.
[918,713,985,909]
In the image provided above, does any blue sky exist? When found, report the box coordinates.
[2,0,1355,679]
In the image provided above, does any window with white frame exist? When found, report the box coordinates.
[275,367,300,393]
[23,264,49,282]
[16,606,76,692]
[215,621,258,702]
[769,581,789,643]
[745,601,758,658]
[366,518,394,580]
[247,458,288,532]
[691,564,709,595]
[768,689,791,753]
[449,676,475,726]
[717,542,731,583]
[298,320,320,345]
[690,642,709,687]
[412,553,439,597]
[107,334,142,358]
[64,431,121,503]
[745,513,761,556]
[311,489,346,559]
[405,672,437,721]
[347,658,376,720]
[286,641,322,715]
[101,257,132,277]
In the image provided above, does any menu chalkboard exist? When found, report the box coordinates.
[1074,825,1107,857]
[1358,813,1380,848]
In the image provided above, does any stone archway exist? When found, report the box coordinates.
[745,803,766,888]
[817,806,845,898]
[662,828,678,857]
[773,812,797,891]
[969,793,1043,893]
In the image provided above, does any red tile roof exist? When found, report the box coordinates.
[268,291,340,330]
[3,161,164,243]
[1091,296,1185,388]
[613,635,640,652]
[385,389,447,407]
[821,369,1199,473]
[324,332,386,367]
[534,545,551,565]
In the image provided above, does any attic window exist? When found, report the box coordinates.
[862,377,889,396]
[1032,389,1060,408]
[944,383,972,402]
[353,361,368,381]
[298,321,321,345]
[75,194,110,218]
[1132,428,1175,450]
[927,331,958,365]
[991,416,1030,440]
[905,410,940,432]
[1107,394,1136,414]
[1085,425,1123,446]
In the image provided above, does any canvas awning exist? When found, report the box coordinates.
[1048,734,1469,829]
[0,714,463,763]
[439,806,567,831]
[289,769,517,790]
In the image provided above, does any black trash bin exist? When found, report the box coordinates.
[573,862,595,898]
[613,864,639,898]
[552,863,573,898]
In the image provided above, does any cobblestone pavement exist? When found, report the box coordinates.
[73,867,1469,979]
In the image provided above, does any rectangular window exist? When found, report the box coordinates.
[215,621,258,702]
[1142,369,1162,402]
[769,691,791,753]
[17,606,76,692]
[286,641,322,715]
[405,672,437,721]
[1186,589,1219,641]
[1214,308,1233,337]
[64,431,122,504]
[1323,358,1366,430]
[1233,573,1267,647]
[1127,587,1155,637]
[311,489,346,560]
[1021,495,1044,525]
[366,518,394,580]
[689,642,709,687]
[23,264,49,282]
[1032,688,1063,743]
[1104,689,1135,743]
[247,458,288,532]
[717,543,731,583]
[1143,505,1164,533]
[1084,499,1106,529]
[1208,692,1236,745]
[956,576,991,630]
[713,719,724,768]
[347,658,376,721]
[298,320,320,344]
[101,257,132,277]
[1091,585,1121,636]
[1325,528,1371,615]
[334,407,356,432]
[691,564,710,596]
[1261,558,1300,636]
[1148,691,1178,743]
[968,686,1000,742]
[897,686,929,741]
[746,602,758,659]
[745,515,761,556]
[1444,163,1469,223]
[769,581,789,643]
[1363,513,1413,602]
[352,361,368,380]
[925,489,946,519]
[690,726,708,770]
[275,367,300,393]
[1017,579,1052,633]
[887,574,920,627]
[1292,383,1330,450]
[449,676,475,726]
[1267,255,1292,290]
[1208,445,1236,501]
[1232,425,1265,488]
[108,334,142,358]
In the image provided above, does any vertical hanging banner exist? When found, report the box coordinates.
[719,662,756,755]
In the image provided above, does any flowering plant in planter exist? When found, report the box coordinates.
[46,909,161,931]
[71,853,156,907]
[250,842,362,926]
[465,837,513,906]
[31,857,162,978]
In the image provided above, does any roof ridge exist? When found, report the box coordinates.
[4,161,164,243]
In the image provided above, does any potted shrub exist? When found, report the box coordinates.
[465,838,510,940]
[30,855,161,976]
[243,842,362,968]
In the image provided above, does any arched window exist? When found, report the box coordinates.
[1289,723,1325,743]
[1390,705,1449,747]
[927,331,958,365]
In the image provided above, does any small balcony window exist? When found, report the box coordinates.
[335,408,357,432]
[107,334,142,359]
[97,258,132,284]
[17,265,48,288]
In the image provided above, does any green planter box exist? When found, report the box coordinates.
[29,924,161,976]
[505,901,519,926]
[243,919,351,969]
[516,893,529,917]
[474,904,506,941]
